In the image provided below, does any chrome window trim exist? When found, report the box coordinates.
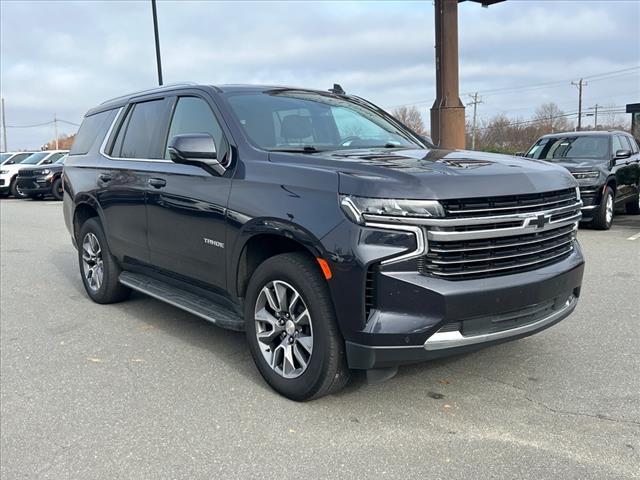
[424,294,577,350]
[99,106,171,163]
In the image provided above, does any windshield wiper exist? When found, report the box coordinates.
[267,146,321,153]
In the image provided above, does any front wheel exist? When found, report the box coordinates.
[78,218,131,304]
[51,177,63,200]
[591,186,614,230]
[9,178,26,198]
[245,252,349,401]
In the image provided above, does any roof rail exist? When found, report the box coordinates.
[100,82,198,105]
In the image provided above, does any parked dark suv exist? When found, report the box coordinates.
[64,84,585,400]
[525,131,640,229]
[16,154,67,200]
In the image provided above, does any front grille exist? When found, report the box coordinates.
[419,188,581,280]
[17,170,37,178]
[441,188,577,218]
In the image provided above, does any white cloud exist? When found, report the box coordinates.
[0,0,638,149]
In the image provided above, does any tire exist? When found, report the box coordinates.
[591,186,614,230]
[625,194,640,215]
[78,217,131,304]
[51,177,63,201]
[245,252,350,401]
[9,178,26,199]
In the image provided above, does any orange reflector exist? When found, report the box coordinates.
[316,258,332,280]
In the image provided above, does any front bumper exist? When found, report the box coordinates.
[344,244,584,370]
[16,177,53,195]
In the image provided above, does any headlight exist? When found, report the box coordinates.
[0,170,8,174]
[40,169,51,175]
[572,171,599,180]
[340,195,445,225]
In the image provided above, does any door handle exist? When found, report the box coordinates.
[148,178,167,189]
[98,173,112,183]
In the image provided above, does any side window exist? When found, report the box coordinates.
[44,152,66,164]
[70,109,116,155]
[165,96,227,161]
[612,135,624,155]
[629,136,640,154]
[619,135,632,152]
[112,99,169,159]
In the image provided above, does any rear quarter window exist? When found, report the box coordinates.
[70,109,117,155]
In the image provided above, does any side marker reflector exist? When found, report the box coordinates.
[316,258,332,280]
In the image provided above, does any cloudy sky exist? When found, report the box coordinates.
[1,0,638,150]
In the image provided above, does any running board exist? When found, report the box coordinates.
[119,271,244,331]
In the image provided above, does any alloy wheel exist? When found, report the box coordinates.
[605,194,613,224]
[82,232,104,292]
[254,280,313,379]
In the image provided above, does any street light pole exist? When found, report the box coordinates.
[1,98,7,153]
[151,0,163,86]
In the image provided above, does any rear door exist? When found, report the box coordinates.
[612,134,635,205]
[97,97,172,262]
[145,93,233,290]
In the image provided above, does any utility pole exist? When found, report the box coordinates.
[468,92,482,150]
[1,98,7,153]
[151,0,163,86]
[53,113,59,150]
[571,79,587,131]
[592,104,600,130]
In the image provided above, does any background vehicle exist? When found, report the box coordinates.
[64,84,584,400]
[525,131,640,229]
[0,150,68,198]
[1,151,36,165]
[16,154,67,200]
[0,152,36,195]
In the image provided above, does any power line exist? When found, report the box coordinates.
[385,66,639,109]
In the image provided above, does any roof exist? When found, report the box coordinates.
[89,83,346,116]
[541,130,628,138]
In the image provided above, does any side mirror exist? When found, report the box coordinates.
[614,149,631,160]
[168,133,225,175]
[5,160,14,165]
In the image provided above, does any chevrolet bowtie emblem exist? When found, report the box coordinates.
[529,214,550,229]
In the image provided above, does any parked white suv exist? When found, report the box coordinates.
[0,150,68,197]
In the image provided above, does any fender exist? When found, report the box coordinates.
[227,216,327,299]
[67,192,109,246]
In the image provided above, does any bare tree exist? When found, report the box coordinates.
[392,106,427,135]
[533,103,570,133]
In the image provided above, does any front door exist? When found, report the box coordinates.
[145,95,232,290]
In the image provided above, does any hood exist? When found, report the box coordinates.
[269,147,578,199]
[541,158,609,172]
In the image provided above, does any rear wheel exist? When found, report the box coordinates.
[245,252,349,401]
[591,186,614,230]
[51,177,63,200]
[78,218,131,304]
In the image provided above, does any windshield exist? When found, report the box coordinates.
[0,153,11,164]
[526,136,609,161]
[226,90,422,152]
[55,154,68,164]
[21,152,50,164]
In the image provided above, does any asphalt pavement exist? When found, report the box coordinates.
[1,198,639,479]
